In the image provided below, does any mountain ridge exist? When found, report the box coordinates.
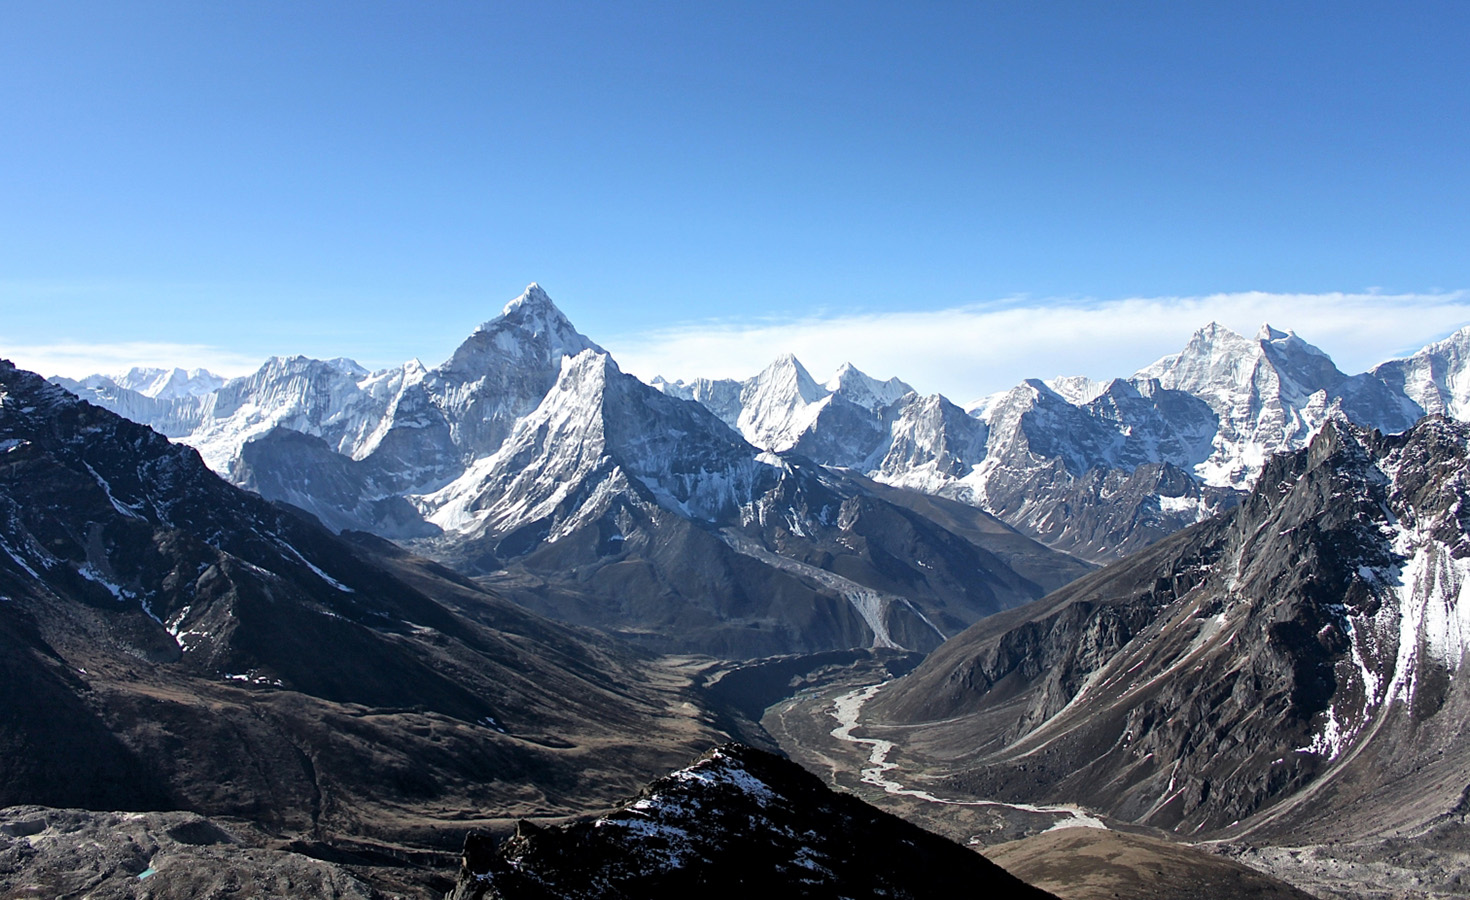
[865,414,1470,849]
[50,287,1470,645]
[50,287,1091,658]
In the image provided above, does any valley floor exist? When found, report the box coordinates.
[759,656,1464,900]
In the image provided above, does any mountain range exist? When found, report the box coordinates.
[57,286,1095,658]
[832,414,1470,892]
[54,286,1470,656]
[0,358,744,894]
[17,282,1470,899]
[0,354,1086,897]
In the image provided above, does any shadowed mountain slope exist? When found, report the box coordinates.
[870,415,1470,847]
[0,359,728,871]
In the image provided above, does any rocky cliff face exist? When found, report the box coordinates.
[443,744,1058,900]
[869,415,1470,843]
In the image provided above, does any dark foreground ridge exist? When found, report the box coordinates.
[445,743,1058,900]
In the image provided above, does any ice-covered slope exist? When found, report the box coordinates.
[417,349,770,543]
[657,356,920,470]
[185,355,395,475]
[49,376,211,439]
[825,362,914,412]
[114,366,226,400]
[419,282,603,460]
[870,392,989,492]
[1134,323,1347,487]
[1368,324,1470,423]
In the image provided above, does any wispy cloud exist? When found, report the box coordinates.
[603,291,1470,404]
[2,341,263,380]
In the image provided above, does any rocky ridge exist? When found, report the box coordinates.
[865,414,1470,849]
[443,743,1058,900]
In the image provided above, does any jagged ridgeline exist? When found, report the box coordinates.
[55,286,1091,658]
[56,287,1470,661]
[869,415,1470,845]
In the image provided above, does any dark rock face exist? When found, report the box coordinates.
[0,359,727,855]
[443,744,1058,900]
[871,416,1470,843]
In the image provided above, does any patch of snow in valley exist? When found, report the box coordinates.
[273,539,355,593]
[83,462,146,521]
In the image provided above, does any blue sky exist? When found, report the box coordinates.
[3,2,1469,399]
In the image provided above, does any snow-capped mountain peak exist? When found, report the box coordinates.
[1135,322,1256,391]
[113,366,227,400]
[825,362,914,413]
[735,354,829,451]
[1255,322,1288,342]
[491,281,554,322]
[1128,321,1348,488]
[455,283,600,369]
[1369,324,1470,422]
[762,352,823,396]
[322,357,370,377]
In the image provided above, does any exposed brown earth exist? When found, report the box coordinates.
[987,829,1316,900]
